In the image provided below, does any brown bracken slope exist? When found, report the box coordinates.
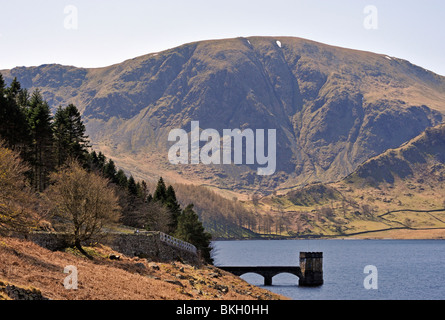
[0,236,285,300]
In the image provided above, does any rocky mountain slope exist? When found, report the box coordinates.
[344,123,445,185]
[268,124,445,238]
[2,36,445,193]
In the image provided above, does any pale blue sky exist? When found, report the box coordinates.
[1,0,444,75]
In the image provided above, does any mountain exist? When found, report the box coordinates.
[2,36,445,194]
[344,123,445,185]
[270,123,445,239]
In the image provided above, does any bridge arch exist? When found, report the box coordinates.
[219,266,303,286]
[236,272,266,285]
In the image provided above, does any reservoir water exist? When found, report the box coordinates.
[212,239,445,300]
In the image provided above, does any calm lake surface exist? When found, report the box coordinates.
[212,239,445,300]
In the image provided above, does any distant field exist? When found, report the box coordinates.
[341,228,445,239]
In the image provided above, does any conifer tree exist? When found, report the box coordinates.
[97,152,106,169]
[175,204,213,264]
[153,177,167,202]
[26,89,55,191]
[87,150,100,170]
[0,75,12,145]
[53,104,89,167]
[103,159,117,182]
[6,77,21,99]
[16,87,30,109]
[115,169,128,188]
[0,76,29,151]
[165,185,182,231]
[135,181,143,199]
[139,180,148,200]
[53,106,69,167]
[127,175,138,196]
[0,75,6,105]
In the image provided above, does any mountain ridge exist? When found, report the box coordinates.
[2,36,445,193]
[265,123,445,239]
[344,123,445,185]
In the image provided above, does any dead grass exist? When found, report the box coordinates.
[0,236,286,300]
[343,228,445,240]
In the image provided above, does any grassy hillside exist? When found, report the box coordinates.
[0,236,285,300]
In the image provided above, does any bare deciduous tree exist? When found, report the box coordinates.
[0,143,41,235]
[251,193,260,206]
[46,160,121,258]
[143,201,172,233]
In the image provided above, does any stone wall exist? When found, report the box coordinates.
[104,232,200,265]
[28,231,200,265]
[27,232,71,251]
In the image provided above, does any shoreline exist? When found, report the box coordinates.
[212,227,445,241]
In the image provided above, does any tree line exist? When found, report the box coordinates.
[0,75,212,263]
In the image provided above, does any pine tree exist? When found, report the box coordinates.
[88,150,99,170]
[0,76,29,151]
[16,88,30,109]
[64,104,89,161]
[97,152,106,169]
[115,169,128,188]
[0,75,11,144]
[153,177,167,202]
[6,77,21,99]
[165,185,182,232]
[139,180,148,200]
[103,159,117,182]
[135,181,143,200]
[0,75,7,105]
[127,175,138,196]
[175,204,213,264]
[26,89,55,192]
[53,106,69,167]
[53,104,90,167]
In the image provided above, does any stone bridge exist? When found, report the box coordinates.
[219,252,323,286]
[219,266,303,286]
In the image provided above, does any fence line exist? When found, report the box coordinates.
[131,230,197,254]
[158,232,198,254]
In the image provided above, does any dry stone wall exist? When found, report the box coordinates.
[28,231,200,265]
